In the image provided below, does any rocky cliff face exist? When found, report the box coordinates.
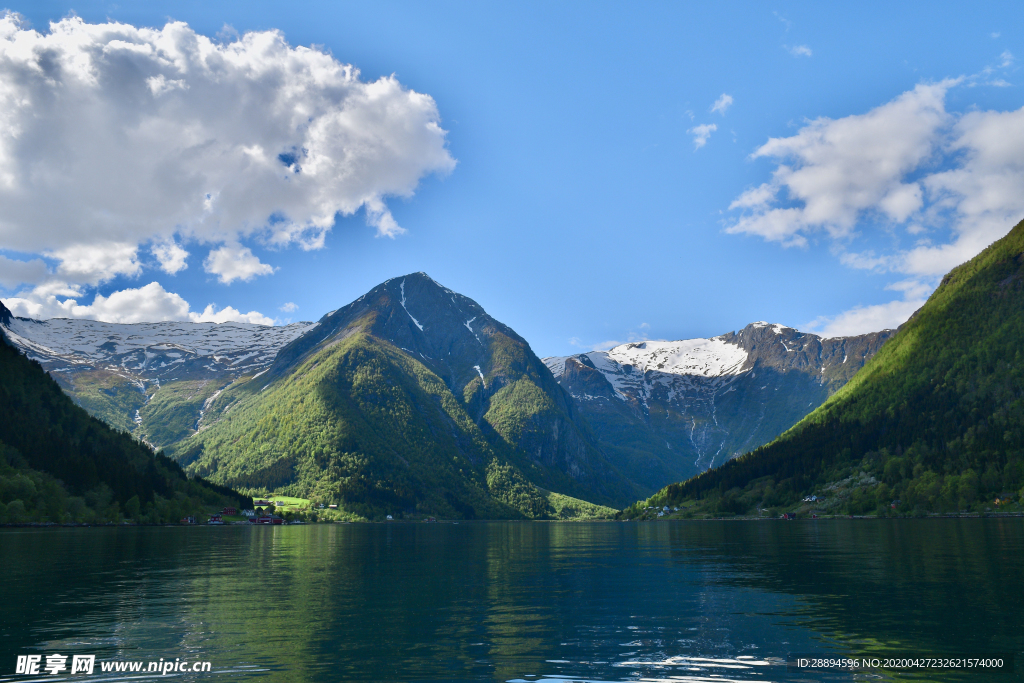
[544,323,895,490]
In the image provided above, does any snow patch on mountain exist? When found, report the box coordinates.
[604,338,748,378]
[399,279,424,331]
[546,337,748,388]
[543,356,566,379]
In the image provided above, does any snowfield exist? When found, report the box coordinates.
[545,336,749,387]
[2,316,317,378]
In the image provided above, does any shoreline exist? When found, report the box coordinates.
[3,511,1023,529]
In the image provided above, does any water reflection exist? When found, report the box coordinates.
[1,520,1022,682]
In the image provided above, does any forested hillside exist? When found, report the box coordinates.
[628,218,1024,518]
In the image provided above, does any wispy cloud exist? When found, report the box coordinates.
[787,44,813,58]
[711,94,734,115]
[689,123,718,149]
[570,323,652,352]
[803,296,925,338]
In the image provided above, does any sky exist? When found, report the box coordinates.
[0,1,1022,357]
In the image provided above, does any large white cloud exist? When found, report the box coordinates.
[0,13,455,290]
[4,281,273,325]
[729,79,1024,335]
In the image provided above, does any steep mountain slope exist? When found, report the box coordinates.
[0,302,249,523]
[633,218,1024,517]
[169,273,639,517]
[0,312,314,447]
[544,324,893,489]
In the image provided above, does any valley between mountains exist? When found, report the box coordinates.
[1,273,890,519]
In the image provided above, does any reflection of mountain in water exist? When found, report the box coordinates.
[4,522,1021,682]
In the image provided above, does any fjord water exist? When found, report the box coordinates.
[2,520,1022,683]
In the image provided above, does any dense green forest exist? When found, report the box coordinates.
[626,218,1024,518]
[0,321,250,523]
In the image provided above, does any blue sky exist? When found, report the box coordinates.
[1,1,1022,357]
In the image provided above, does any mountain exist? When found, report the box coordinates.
[0,312,314,448]
[0,300,249,523]
[543,323,893,490]
[630,218,1024,518]
[167,273,638,518]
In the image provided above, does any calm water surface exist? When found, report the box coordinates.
[1,519,1022,682]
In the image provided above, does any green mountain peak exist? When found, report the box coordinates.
[170,274,639,519]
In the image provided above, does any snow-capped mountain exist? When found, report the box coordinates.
[543,322,894,488]
[2,315,315,379]
[0,287,895,501]
[0,299,316,446]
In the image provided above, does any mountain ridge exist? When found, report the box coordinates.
[0,310,315,446]
[167,272,641,517]
[543,323,894,489]
[629,217,1024,518]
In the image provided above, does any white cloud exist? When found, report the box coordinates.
[1001,50,1014,67]
[804,297,925,338]
[189,303,274,325]
[788,45,813,57]
[5,282,188,322]
[0,255,47,288]
[711,94,734,115]
[689,123,718,150]
[279,301,298,312]
[4,280,273,324]
[152,240,189,274]
[203,244,275,284]
[804,278,930,337]
[0,14,455,288]
[732,79,1024,335]
[364,197,404,238]
[727,80,955,246]
[50,242,142,285]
